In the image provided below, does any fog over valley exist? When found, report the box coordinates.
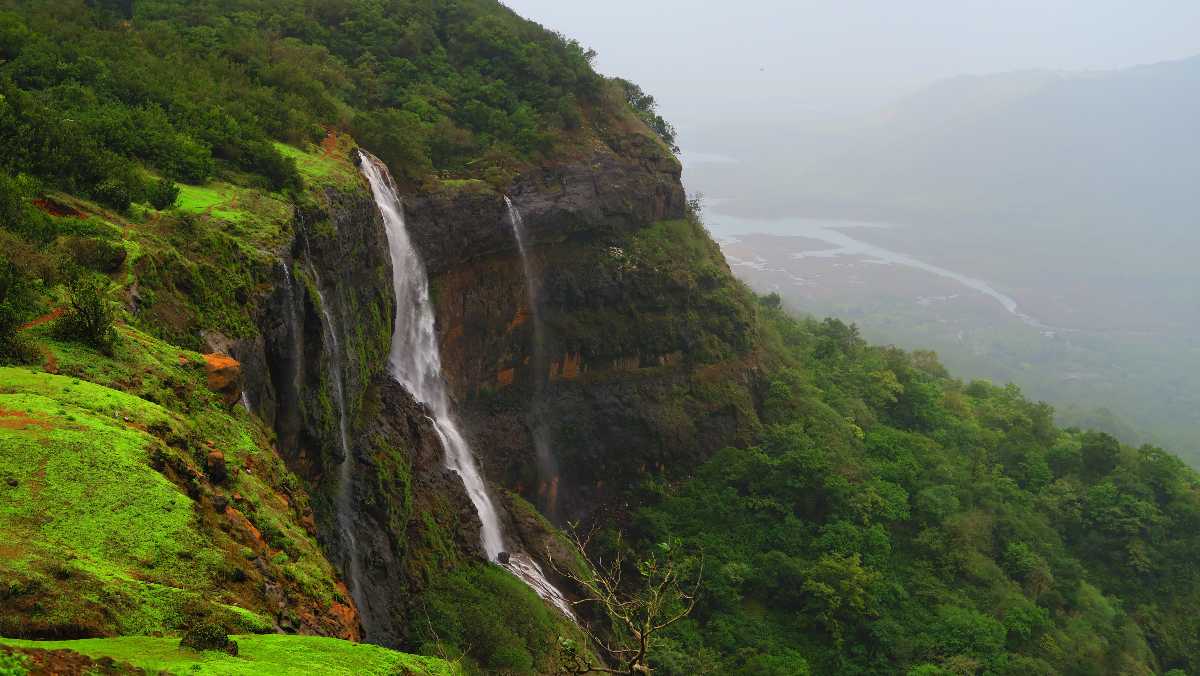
[509,0,1200,460]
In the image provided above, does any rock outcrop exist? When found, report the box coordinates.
[403,133,763,522]
[234,175,485,646]
[202,353,241,408]
[228,121,759,645]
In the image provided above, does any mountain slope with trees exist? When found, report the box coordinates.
[0,2,1198,675]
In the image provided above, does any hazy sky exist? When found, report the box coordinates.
[504,1,1200,140]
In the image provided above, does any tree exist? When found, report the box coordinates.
[54,274,118,354]
[147,177,180,210]
[614,78,679,152]
[0,259,37,363]
[550,527,702,674]
[1080,431,1120,478]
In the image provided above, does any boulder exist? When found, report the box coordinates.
[203,353,242,407]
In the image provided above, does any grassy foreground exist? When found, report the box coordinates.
[0,635,457,675]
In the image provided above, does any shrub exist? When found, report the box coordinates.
[0,651,29,676]
[0,261,38,365]
[179,621,238,656]
[91,178,132,212]
[63,236,127,272]
[54,275,118,353]
[147,177,180,210]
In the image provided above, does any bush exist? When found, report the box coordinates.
[54,275,118,353]
[91,179,133,212]
[147,177,180,210]
[0,651,29,676]
[0,261,39,365]
[63,236,127,273]
[179,621,238,656]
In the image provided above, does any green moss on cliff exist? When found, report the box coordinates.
[544,217,756,369]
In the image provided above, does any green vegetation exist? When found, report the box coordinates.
[0,635,457,675]
[413,563,583,674]
[545,217,756,368]
[616,78,679,152]
[0,327,346,637]
[0,0,654,199]
[1,2,1198,675]
[618,301,1200,675]
[53,274,118,353]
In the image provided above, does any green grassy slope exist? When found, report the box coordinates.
[0,141,366,639]
[0,634,457,675]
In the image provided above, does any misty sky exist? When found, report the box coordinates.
[505,0,1200,142]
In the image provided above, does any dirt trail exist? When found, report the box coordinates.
[18,308,63,332]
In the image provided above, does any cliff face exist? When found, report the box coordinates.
[404,131,763,521]
[231,122,761,644]
[236,176,484,646]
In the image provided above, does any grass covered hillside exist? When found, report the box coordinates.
[0,634,456,675]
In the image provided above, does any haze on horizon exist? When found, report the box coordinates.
[505,0,1200,134]
[505,0,1200,461]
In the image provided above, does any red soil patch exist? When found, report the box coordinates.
[31,198,84,219]
[2,646,142,675]
[226,507,268,551]
[328,598,362,642]
[496,367,515,388]
[41,347,58,375]
[505,307,529,332]
[549,352,583,381]
[0,407,53,431]
[203,353,242,406]
[321,129,339,156]
[18,308,63,332]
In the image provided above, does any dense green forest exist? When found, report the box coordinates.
[1,1,1199,675]
[621,301,1200,674]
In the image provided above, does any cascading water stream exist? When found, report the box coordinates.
[358,151,573,619]
[504,197,560,519]
[290,254,368,628]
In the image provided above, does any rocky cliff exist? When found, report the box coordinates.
[403,128,764,522]
[231,166,486,646]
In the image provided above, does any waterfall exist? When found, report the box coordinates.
[358,151,573,619]
[504,197,560,520]
[291,254,369,629]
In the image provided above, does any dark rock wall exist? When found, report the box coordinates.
[226,125,761,644]
[234,182,481,646]
[403,134,763,522]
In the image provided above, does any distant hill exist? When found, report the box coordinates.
[809,56,1200,234]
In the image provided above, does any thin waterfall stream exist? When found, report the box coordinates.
[357,150,574,619]
[295,254,369,629]
[504,196,560,519]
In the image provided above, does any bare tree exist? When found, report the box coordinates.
[549,526,703,675]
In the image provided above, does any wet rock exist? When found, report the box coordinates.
[404,143,685,277]
[497,551,511,565]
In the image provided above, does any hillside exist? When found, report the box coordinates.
[1,2,1200,675]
